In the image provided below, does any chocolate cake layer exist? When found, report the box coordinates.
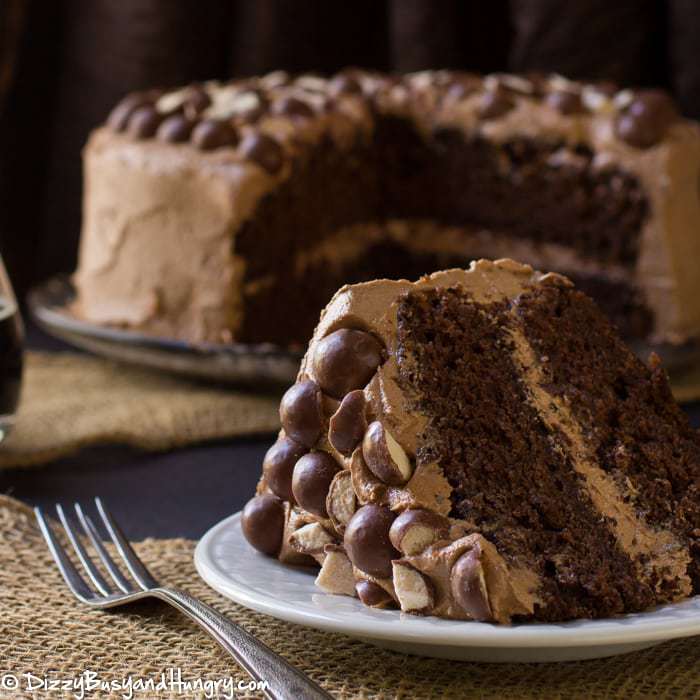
[515,283,700,591]
[395,286,654,620]
[235,131,380,281]
[238,240,460,345]
[239,229,654,345]
[379,119,648,265]
[234,115,653,343]
[563,270,653,340]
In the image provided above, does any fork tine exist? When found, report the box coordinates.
[35,507,95,602]
[56,505,113,597]
[95,497,158,590]
[75,503,134,594]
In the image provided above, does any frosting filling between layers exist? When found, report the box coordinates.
[514,282,700,592]
[392,282,660,620]
[507,324,691,597]
[285,220,653,341]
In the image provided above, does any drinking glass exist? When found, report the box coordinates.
[0,255,23,440]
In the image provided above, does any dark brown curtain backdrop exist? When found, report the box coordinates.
[0,0,697,299]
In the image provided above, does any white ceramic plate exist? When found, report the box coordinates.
[195,512,700,663]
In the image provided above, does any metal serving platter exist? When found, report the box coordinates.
[27,275,700,399]
[27,276,301,387]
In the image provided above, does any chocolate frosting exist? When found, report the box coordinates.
[75,70,700,345]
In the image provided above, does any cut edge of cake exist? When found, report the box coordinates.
[241,258,700,623]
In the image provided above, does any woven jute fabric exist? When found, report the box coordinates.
[1,496,699,699]
[0,352,280,468]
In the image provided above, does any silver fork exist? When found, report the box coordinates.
[35,498,332,700]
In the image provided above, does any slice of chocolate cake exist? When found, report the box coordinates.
[241,259,700,623]
[74,70,700,348]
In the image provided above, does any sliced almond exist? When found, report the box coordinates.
[156,88,190,114]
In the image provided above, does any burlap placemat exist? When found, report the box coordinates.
[2,495,699,699]
[0,352,280,468]
[3,350,696,471]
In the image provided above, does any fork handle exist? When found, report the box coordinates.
[151,587,331,700]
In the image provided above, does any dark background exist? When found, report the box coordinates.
[2,0,700,299]
[2,0,700,539]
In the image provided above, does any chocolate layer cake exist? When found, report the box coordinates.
[242,259,700,623]
[74,70,700,346]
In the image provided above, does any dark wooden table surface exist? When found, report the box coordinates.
[3,321,700,542]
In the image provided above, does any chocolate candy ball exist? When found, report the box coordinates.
[107,93,152,131]
[478,88,514,120]
[362,421,413,485]
[127,105,162,138]
[522,72,548,97]
[241,494,285,556]
[615,90,678,149]
[191,119,238,150]
[262,436,307,502]
[627,90,676,120]
[389,508,450,555]
[344,504,399,579]
[311,329,383,399]
[239,132,284,174]
[272,96,314,119]
[329,74,363,96]
[545,90,584,116]
[279,380,323,448]
[355,579,394,608]
[291,451,341,518]
[157,114,193,143]
[446,77,480,102]
[450,548,492,621]
[328,390,367,456]
[183,87,211,117]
